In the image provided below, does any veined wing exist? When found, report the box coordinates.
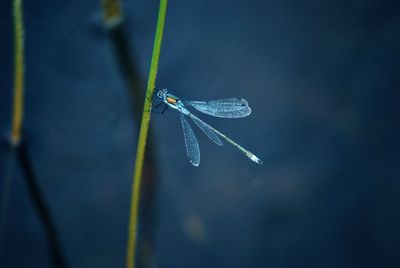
[188,113,223,146]
[186,98,251,118]
[180,113,200,166]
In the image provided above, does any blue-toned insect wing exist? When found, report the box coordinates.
[180,113,200,166]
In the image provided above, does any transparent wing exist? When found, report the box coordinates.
[186,98,251,118]
[188,113,223,146]
[180,113,200,166]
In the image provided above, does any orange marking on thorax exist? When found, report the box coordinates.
[166,96,178,104]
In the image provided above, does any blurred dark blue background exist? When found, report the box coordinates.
[1,0,400,267]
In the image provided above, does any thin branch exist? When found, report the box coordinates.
[11,0,24,145]
[19,144,68,268]
[0,0,25,263]
[101,1,161,266]
[126,1,168,267]
[1,2,67,267]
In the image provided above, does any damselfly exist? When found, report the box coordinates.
[153,89,263,166]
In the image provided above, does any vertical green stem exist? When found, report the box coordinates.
[1,0,24,261]
[126,1,168,268]
[11,0,25,145]
[1,0,25,247]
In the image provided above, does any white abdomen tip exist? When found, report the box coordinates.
[250,154,263,165]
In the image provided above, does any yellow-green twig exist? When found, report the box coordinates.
[126,1,168,267]
[11,0,25,145]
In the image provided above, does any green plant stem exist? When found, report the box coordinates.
[101,1,161,265]
[126,1,168,268]
[1,0,25,260]
[1,2,67,267]
[11,0,24,145]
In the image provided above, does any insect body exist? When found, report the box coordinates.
[154,89,263,166]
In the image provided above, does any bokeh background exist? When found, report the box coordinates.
[1,0,400,267]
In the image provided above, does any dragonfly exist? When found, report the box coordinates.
[153,89,263,166]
